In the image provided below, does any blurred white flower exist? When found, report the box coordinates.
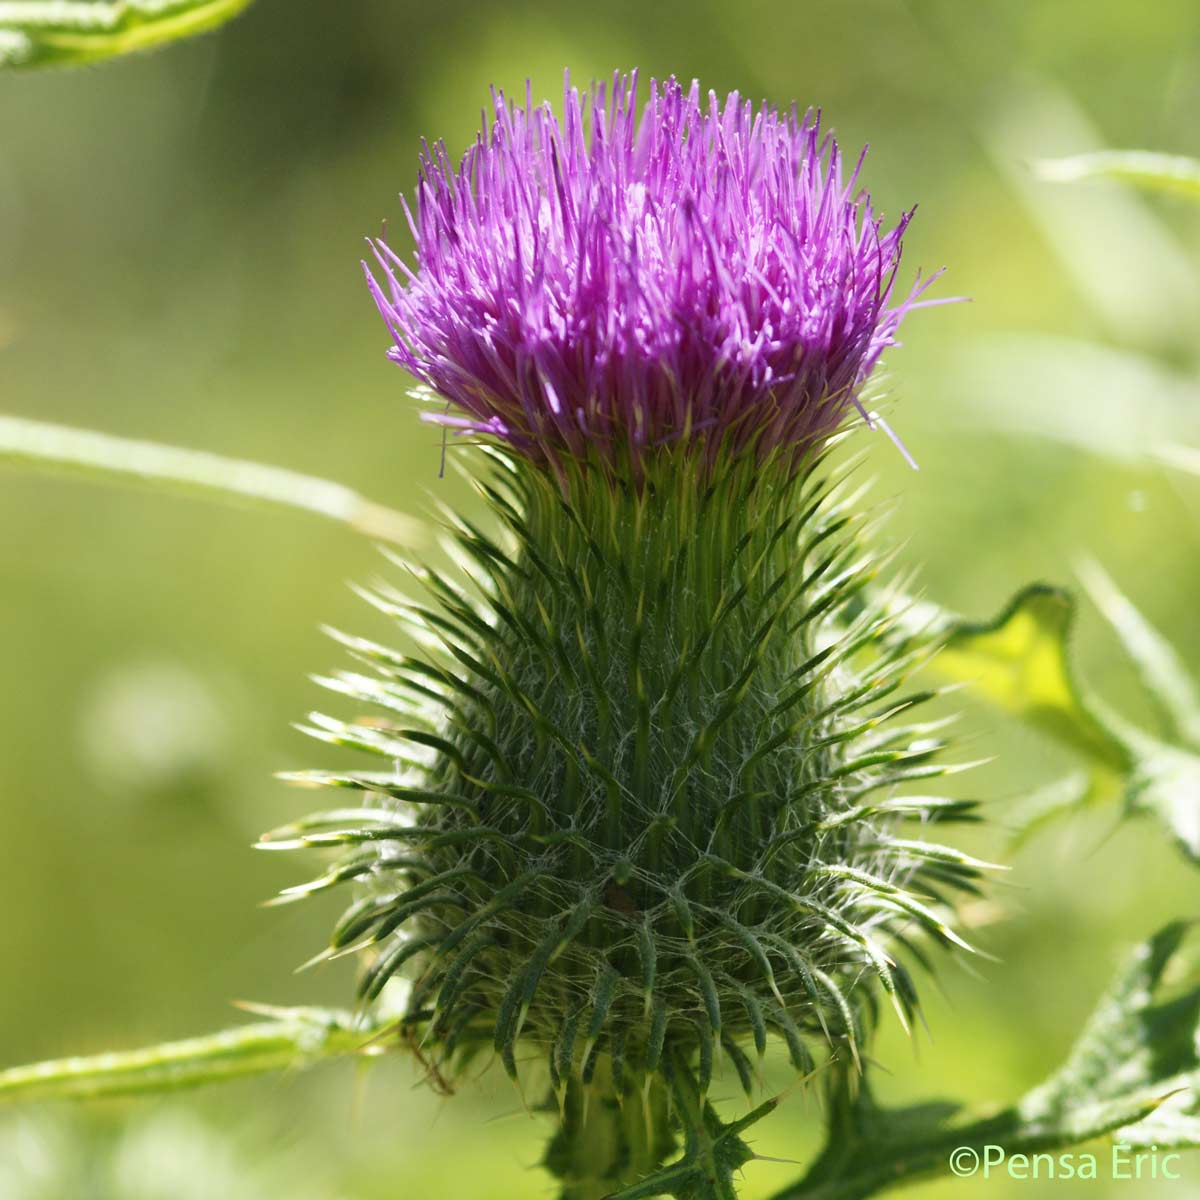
[79,661,231,797]
[0,1110,340,1200]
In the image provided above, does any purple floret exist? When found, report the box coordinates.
[366,72,941,471]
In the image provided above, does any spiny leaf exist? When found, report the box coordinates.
[876,794,981,823]
[721,1035,756,1096]
[637,917,657,1016]
[426,870,543,965]
[264,850,387,903]
[815,864,974,954]
[329,868,475,948]
[769,923,1200,1200]
[718,915,785,1008]
[645,1000,668,1074]
[1021,922,1197,1121]
[861,838,998,873]
[0,0,252,68]
[811,968,860,1068]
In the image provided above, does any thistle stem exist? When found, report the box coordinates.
[543,1064,675,1200]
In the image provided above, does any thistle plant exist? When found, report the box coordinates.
[4,42,1200,1200]
[253,74,982,1196]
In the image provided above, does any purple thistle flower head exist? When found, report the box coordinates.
[366,72,940,473]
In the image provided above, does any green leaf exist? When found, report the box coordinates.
[1021,922,1198,1121]
[934,583,1128,770]
[0,1006,392,1101]
[769,923,1200,1200]
[0,0,252,68]
[910,576,1200,862]
[0,415,423,546]
[1037,151,1200,200]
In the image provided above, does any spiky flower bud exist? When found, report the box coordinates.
[265,72,977,1198]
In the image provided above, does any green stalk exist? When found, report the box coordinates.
[0,414,422,545]
[544,1063,676,1200]
[0,1008,390,1102]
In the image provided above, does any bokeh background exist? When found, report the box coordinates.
[2,1,1200,1196]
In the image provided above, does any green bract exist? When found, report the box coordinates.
[264,440,985,1192]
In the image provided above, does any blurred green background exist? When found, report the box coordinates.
[2,1,1199,1196]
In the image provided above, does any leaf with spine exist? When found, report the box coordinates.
[1037,151,1200,200]
[0,1006,393,1102]
[0,415,422,546]
[767,922,1200,1200]
[0,0,252,68]
[1021,922,1200,1141]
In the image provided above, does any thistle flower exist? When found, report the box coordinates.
[365,73,937,472]
[268,73,977,1199]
